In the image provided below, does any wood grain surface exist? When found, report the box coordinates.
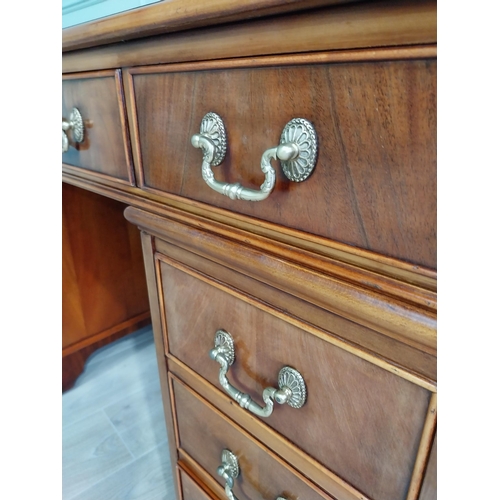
[62,0,358,52]
[140,232,181,496]
[160,260,431,500]
[62,70,134,184]
[62,0,437,73]
[172,376,333,500]
[125,207,436,355]
[418,435,437,500]
[131,58,436,269]
[62,183,150,389]
[178,465,222,500]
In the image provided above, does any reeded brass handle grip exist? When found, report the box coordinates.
[218,449,287,500]
[191,112,318,201]
[210,330,307,418]
[62,107,85,153]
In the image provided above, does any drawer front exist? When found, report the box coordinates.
[160,259,432,500]
[130,58,436,269]
[62,70,134,184]
[172,376,331,500]
[179,467,219,500]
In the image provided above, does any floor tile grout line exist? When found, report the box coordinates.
[103,409,138,460]
[67,440,171,500]
[63,327,173,499]
[62,406,112,431]
[66,412,138,500]
[85,332,154,368]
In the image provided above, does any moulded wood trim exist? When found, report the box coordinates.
[157,252,436,391]
[169,366,370,500]
[170,374,348,500]
[125,206,437,355]
[62,0,437,73]
[156,237,436,382]
[154,255,171,356]
[62,0,359,52]
[126,45,437,76]
[62,311,151,356]
[406,393,437,500]
[62,173,436,299]
[113,69,136,185]
[122,68,145,187]
[136,185,437,307]
[175,466,184,500]
[63,69,136,185]
[177,464,220,500]
[63,164,134,187]
[62,69,117,79]
[139,232,180,488]
[178,451,231,500]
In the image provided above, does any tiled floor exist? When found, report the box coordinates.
[62,326,176,499]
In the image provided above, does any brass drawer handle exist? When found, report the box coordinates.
[62,107,85,153]
[218,449,287,500]
[191,112,318,201]
[210,330,307,418]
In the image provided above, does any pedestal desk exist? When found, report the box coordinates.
[62,1,437,498]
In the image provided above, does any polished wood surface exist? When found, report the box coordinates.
[63,167,437,295]
[62,70,134,185]
[169,355,365,500]
[160,259,431,500]
[62,1,437,497]
[62,183,150,390]
[178,467,219,500]
[126,207,436,357]
[172,376,332,500]
[130,58,436,269]
[62,0,357,52]
[140,232,181,486]
[418,436,437,500]
[62,0,436,73]
[155,239,436,384]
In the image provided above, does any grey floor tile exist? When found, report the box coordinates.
[104,381,168,458]
[62,411,133,499]
[62,326,174,499]
[63,337,160,425]
[71,442,174,500]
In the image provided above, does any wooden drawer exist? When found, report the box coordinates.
[127,57,436,269]
[178,467,219,500]
[171,375,332,500]
[62,70,135,185]
[159,257,434,500]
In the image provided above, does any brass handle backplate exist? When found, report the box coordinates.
[218,449,287,500]
[210,330,307,418]
[62,107,85,153]
[191,112,318,201]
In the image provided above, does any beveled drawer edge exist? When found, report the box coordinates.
[126,45,437,77]
[127,201,436,302]
[124,51,437,288]
[63,164,135,187]
[63,0,437,73]
[157,251,435,392]
[62,0,361,52]
[170,373,348,500]
[63,172,436,299]
[407,393,437,500]
[129,206,436,355]
[170,356,436,500]
[177,463,221,500]
[62,69,136,186]
[62,69,118,79]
